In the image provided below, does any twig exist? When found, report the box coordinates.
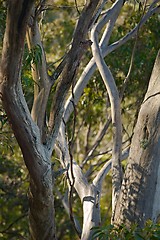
[67,72,81,237]
[81,118,111,167]
[75,0,80,15]
[93,148,130,190]
[120,0,149,100]
[0,212,28,234]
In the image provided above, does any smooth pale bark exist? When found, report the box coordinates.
[0,1,56,239]
[90,0,123,212]
[56,124,129,239]
[63,3,159,124]
[56,125,101,240]
[113,50,160,226]
[81,185,101,240]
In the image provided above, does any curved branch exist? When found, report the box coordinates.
[0,0,52,190]
[63,5,160,123]
[91,12,123,209]
[26,13,51,139]
[93,148,130,191]
[46,0,102,153]
[56,123,90,201]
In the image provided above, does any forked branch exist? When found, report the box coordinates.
[46,0,102,153]
[63,3,160,123]
[26,8,51,139]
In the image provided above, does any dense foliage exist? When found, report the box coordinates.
[92,221,160,240]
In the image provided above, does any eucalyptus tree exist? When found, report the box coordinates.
[0,0,160,239]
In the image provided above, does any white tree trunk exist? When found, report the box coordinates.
[113,50,160,226]
[81,185,101,240]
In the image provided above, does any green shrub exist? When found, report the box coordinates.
[92,220,160,240]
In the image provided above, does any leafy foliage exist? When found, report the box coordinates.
[0,0,6,48]
[0,151,29,239]
[92,221,160,240]
[25,44,43,67]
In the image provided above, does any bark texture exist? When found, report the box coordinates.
[0,1,56,239]
[0,1,102,239]
[113,50,160,226]
[47,0,102,151]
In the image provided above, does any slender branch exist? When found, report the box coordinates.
[93,148,130,190]
[63,4,160,124]
[89,0,108,29]
[68,152,80,237]
[102,5,160,54]
[26,11,51,139]
[50,56,67,84]
[84,123,91,155]
[90,0,124,209]
[67,78,78,235]
[75,0,80,15]
[120,0,150,99]
[81,118,111,167]
[56,123,90,201]
[46,0,102,153]
[0,212,28,234]
[55,189,82,235]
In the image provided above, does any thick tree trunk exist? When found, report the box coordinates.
[113,50,160,227]
[0,1,57,239]
[29,177,56,240]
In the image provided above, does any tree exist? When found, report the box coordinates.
[113,49,160,226]
[0,0,160,239]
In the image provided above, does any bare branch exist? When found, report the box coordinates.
[50,56,67,84]
[26,12,51,139]
[89,0,108,29]
[46,0,102,153]
[81,118,111,167]
[103,5,160,54]
[56,123,90,201]
[93,148,130,191]
[63,4,160,123]
[55,189,82,235]
[90,0,124,209]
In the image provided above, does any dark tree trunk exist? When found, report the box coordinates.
[29,177,56,240]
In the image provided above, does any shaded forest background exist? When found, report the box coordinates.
[0,0,160,239]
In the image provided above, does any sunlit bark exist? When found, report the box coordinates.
[113,50,160,226]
